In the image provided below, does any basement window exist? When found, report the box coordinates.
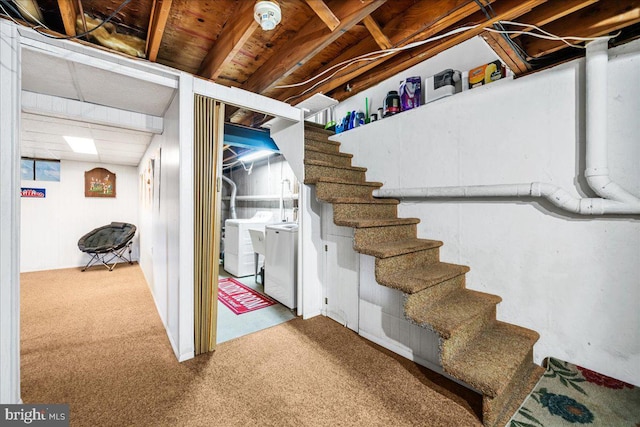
[21,158,60,182]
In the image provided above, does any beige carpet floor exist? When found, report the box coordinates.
[21,263,482,426]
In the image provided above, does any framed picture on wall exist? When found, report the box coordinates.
[85,167,116,198]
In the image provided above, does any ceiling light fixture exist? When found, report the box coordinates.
[63,136,97,154]
[254,1,281,31]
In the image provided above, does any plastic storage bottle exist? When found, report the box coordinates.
[383,91,401,117]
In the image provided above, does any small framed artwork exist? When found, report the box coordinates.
[85,167,116,198]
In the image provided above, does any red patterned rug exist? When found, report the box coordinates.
[218,278,276,315]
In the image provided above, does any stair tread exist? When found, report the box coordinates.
[357,238,442,258]
[379,262,470,294]
[406,289,501,338]
[305,176,382,187]
[304,159,367,172]
[327,197,399,205]
[304,137,341,146]
[305,146,353,157]
[304,122,334,133]
[445,321,540,398]
[335,217,420,228]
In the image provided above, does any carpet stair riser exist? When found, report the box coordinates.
[439,308,497,362]
[305,164,366,182]
[404,274,466,311]
[333,203,398,221]
[375,249,440,279]
[353,224,418,248]
[304,138,341,153]
[313,181,380,200]
[304,128,335,140]
[305,149,353,167]
[404,290,501,357]
[303,124,542,427]
[482,351,544,427]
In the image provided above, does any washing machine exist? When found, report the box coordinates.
[264,223,298,309]
[224,211,275,277]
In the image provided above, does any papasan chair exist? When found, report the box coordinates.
[77,222,136,271]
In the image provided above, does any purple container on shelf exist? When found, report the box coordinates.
[399,76,422,111]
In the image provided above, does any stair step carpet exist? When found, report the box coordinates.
[303,124,542,427]
[305,146,353,167]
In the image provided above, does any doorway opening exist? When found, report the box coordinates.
[216,118,299,344]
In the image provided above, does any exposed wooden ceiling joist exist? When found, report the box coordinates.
[362,15,392,50]
[275,0,486,104]
[521,1,640,58]
[304,0,340,31]
[146,0,173,62]
[56,0,78,36]
[240,0,387,95]
[509,0,599,39]
[324,0,547,102]
[481,31,531,74]
[6,0,640,130]
[198,1,258,80]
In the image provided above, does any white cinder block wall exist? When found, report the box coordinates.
[332,37,640,386]
[222,155,299,223]
[20,160,139,272]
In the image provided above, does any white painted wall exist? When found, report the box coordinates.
[20,160,139,272]
[333,39,640,386]
[138,89,191,360]
[0,19,21,404]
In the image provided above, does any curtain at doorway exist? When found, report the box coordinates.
[193,95,224,354]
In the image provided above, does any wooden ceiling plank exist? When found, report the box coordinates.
[510,0,599,39]
[275,0,490,103]
[318,0,547,103]
[146,0,173,62]
[241,0,387,95]
[482,31,530,74]
[57,0,78,36]
[198,1,259,80]
[522,1,640,58]
[362,15,392,49]
[304,0,340,31]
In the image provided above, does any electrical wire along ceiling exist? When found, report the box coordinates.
[3,0,639,128]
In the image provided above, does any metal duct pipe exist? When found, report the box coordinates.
[221,175,237,219]
[373,39,640,215]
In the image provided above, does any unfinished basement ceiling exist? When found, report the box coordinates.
[4,0,640,128]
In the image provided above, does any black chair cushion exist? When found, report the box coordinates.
[78,222,136,254]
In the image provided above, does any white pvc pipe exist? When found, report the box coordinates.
[373,39,640,216]
[374,184,640,215]
[585,39,640,205]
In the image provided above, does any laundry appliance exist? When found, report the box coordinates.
[264,223,298,309]
[224,211,275,277]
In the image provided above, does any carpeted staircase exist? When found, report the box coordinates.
[303,122,545,427]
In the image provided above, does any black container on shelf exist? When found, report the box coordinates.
[383,90,401,117]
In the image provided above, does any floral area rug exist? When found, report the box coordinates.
[508,357,640,427]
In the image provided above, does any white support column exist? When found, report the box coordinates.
[178,73,195,361]
[0,20,22,404]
